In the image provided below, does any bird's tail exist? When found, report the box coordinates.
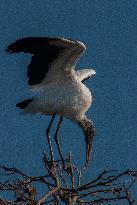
[16,99,33,109]
[78,117,96,165]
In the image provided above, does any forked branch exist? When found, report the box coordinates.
[0,116,137,205]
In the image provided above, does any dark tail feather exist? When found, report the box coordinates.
[16,99,32,109]
[78,118,96,166]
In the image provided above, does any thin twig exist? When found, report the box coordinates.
[37,186,60,205]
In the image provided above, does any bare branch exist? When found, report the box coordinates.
[1,117,137,205]
[36,187,60,205]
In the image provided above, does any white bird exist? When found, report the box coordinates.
[6,37,96,164]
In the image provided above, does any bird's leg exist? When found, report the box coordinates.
[46,114,56,163]
[54,116,65,166]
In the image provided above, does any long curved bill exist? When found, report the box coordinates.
[78,118,96,165]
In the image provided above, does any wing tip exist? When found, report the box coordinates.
[16,99,33,109]
[76,41,86,51]
[5,37,31,54]
[91,69,96,75]
[5,45,12,53]
[6,41,19,54]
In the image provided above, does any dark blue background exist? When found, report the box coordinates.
[0,0,137,201]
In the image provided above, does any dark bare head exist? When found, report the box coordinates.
[77,117,96,165]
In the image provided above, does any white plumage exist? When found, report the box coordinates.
[6,37,96,164]
[25,69,94,121]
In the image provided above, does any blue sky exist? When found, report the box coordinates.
[0,0,137,201]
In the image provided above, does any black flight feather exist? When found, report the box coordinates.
[16,99,33,109]
[6,37,64,85]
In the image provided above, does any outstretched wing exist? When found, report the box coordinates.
[76,69,96,82]
[6,37,86,88]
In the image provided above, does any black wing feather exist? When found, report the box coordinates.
[27,54,53,85]
[16,99,32,109]
[6,37,63,54]
[6,37,64,85]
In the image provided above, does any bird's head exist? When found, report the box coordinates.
[78,117,96,166]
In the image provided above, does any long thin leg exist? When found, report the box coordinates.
[54,116,64,165]
[46,114,56,162]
